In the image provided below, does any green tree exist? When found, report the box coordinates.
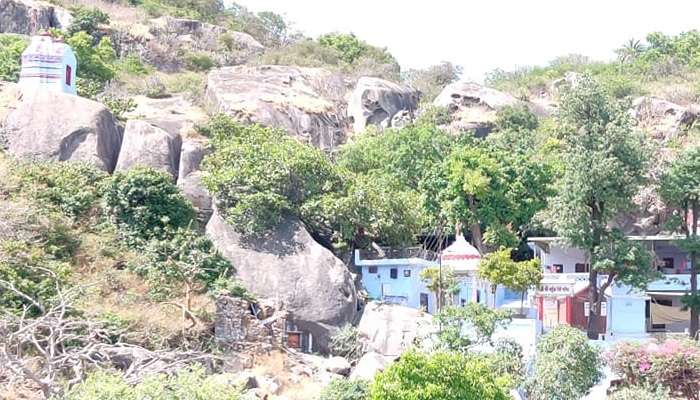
[478,248,542,314]
[659,146,700,338]
[419,266,458,312]
[527,325,602,400]
[543,74,652,339]
[67,6,110,36]
[615,38,645,65]
[403,61,462,102]
[434,304,512,352]
[370,350,509,400]
[134,228,232,325]
[0,34,28,82]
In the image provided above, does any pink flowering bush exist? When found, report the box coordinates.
[606,338,700,400]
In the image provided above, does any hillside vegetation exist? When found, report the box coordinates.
[3,0,700,399]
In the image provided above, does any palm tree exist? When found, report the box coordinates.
[616,38,645,65]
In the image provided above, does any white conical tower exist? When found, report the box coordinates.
[440,234,481,274]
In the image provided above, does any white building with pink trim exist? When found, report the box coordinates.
[19,34,77,95]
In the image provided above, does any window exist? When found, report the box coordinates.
[553,264,564,273]
[65,65,72,85]
[390,268,398,279]
[662,258,674,269]
[403,269,411,277]
[575,263,589,273]
[368,266,377,274]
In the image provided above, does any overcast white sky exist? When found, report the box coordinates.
[235,0,700,81]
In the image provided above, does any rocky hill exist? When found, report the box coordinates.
[2,0,700,398]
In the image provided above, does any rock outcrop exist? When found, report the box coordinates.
[114,120,182,179]
[349,351,390,380]
[177,140,212,224]
[347,77,419,133]
[357,301,433,357]
[434,82,520,136]
[0,0,70,34]
[206,208,358,352]
[2,87,122,172]
[124,95,208,138]
[631,96,697,142]
[205,65,349,151]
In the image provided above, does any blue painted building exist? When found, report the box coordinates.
[356,236,527,314]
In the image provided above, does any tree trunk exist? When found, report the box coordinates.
[587,202,604,340]
[691,201,699,339]
[520,291,526,317]
[467,195,484,253]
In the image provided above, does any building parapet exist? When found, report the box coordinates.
[354,247,438,266]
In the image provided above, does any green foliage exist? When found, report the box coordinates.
[100,95,136,121]
[227,3,289,47]
[495,104,539,131]
[209,276,255,301]
[319,33,377,64]
[478,248,542,312]
[369,350,509,400]
[329,325,364,363]
[133,228,232,300]
[527,325,602,400]
[202,119,338,235]
[116,55,150,75]
[141,0,223,21]
[66,31,117,96]
[435,304,512,352]
[607,385,672,400]
[320,379,369,400]
[63,366,243,400]
[606,338,700,399]
[67,6,110,36]
[403,62,462,102]
[542,75,653,298]
[301,172,423,248]
[12,160,107,219]
[419,266,458,311]
[184,53,217,71]
[0,239,71,315]
[486,338,525,388]
[103,167,196,244]
[0,34,28,82]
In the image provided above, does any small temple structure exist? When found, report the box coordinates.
[440,235,487,305]
[19,34,77,95]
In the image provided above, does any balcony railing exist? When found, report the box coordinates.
[357,246,438,261]
[540,273,692,293]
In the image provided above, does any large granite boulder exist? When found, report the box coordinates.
[434,82,520,136]
[347,77,419,133]
[177,139,212,224]
[357,301,433,357]
[115,120,182,179]
[631,96,697,142]
[349,351,391,381]
[206,208,358,352]
[0,0,70,34]
[124,95,208,138]
[2,88,121,172]
[205,65,350,151]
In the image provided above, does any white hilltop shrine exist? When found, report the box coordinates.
[19,33,77,95]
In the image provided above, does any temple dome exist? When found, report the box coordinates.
[441,235,481,273]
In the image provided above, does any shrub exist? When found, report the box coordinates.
[117,55,150,75]
[434,304,512,352]
[329,325,364,363]
[0,239,71,315]
[102,167,196,244]
[606,338,700,399]
[607,385,672,400]
[0,34,28,82]
[495,104,539,131]
[320,379,369,400]
[486,338,525,388]
[403,62,462,102]
[66,32,117,88]
[100,95,136,121]
[209,276,255,301]
[133,227,232,300]
[67,6,110,36]
[63,365,243,400]
[527,325,602,400]
[143,76,169,99]
[12,161,107,219]
[370,350,509,400]
[184,53,216,71]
